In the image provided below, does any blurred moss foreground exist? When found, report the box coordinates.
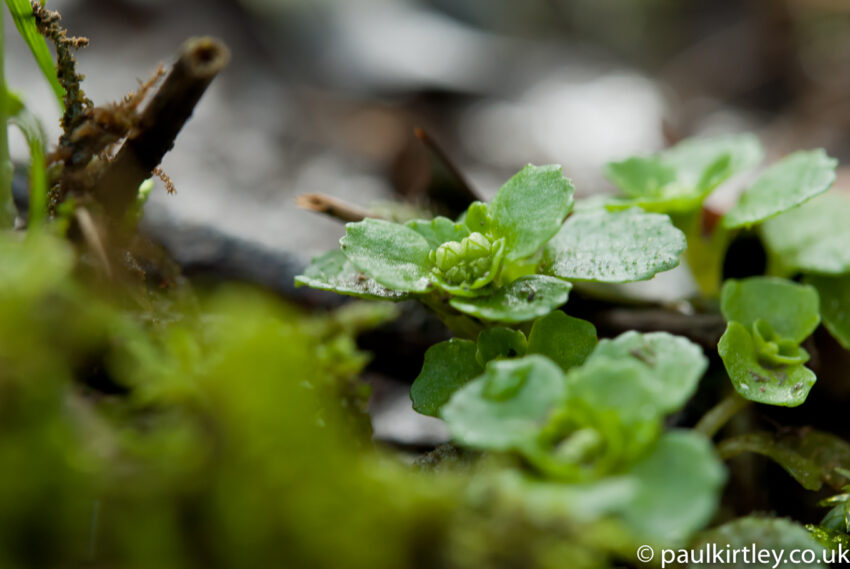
[0,232,630,569]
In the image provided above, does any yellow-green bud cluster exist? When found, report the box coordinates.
[430,232,500,289]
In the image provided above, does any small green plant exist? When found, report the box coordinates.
[297,164,686,334]
[296,131,850,557]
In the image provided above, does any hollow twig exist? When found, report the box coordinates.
[295,193,373,223]
[90,37,230,221]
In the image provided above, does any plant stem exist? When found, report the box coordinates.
[420,295,484,340]
[695,392,751,438]
[673,210,731,299]
[0,6,15,228]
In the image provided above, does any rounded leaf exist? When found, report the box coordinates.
[542,208,685,283]
[449,275,572,323]
[723,149,837,229]
[490,164,575,261]
[295,250,410,300]
[410,339,483,417]
[527,311,597,372]
[761,194,850,275]
[340,218,433,292]
[618,431,726,546]
[586,331,707,414]
[440,356,566,451]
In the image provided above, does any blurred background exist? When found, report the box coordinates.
[7,0,850,258]
[6,0,850,448]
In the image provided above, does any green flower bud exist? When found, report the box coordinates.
[464,232,491,258]
[430,233,506,296]
[433,240,464,272]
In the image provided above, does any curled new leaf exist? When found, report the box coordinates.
[718,321,816,407]
[721,277,820,344]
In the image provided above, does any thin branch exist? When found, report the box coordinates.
[90,37,230,221]
[295,193,373,223]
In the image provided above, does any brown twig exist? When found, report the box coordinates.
[90,37,230,222]
[295,193,373,223]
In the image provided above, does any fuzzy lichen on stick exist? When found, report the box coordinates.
[91,37,230,221]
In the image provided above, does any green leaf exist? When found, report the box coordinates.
[449,275,571,323]
[542,208,685,282]
[475,327,527,366]
[440,355,567,451]
[586,331,707,414]
[541,357,665,477]
[7,93,48,229]
[566,356,662,428]
[718,321,816,407]
[605,157,677,198]
[717,429,850,492]
[721,277,820,343]
[723,149,837,229]
[340,218,433,292]
[690,517,828,569]
[5,0,65,108]
[527,311,597,372]
[410,339,482,417]
[405,216,469,249]
[807,274,850,350]
[617,431,726,546]
[489,164,574,260]
[761,194,850,275]
[295,250,410,301]
[662,133,763,189]
[605,134,763,213]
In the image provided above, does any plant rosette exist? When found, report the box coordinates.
[296,164,686,327]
